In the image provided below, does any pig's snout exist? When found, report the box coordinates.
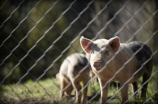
[93,62,102,69]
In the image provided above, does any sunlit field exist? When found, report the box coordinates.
[1,66,158,104]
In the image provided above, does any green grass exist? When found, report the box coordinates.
[0,78,60,103]
[0,66,158,104]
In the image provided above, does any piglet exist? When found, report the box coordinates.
[80,36,153,103]
[57,53,92,103]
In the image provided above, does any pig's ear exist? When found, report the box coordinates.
[108,36,120,52]
[80,36,93,54]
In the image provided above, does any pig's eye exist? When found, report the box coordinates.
[104,49,109,55]
[93,44,97,47]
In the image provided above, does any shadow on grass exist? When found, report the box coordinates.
[1,93,158,104]
[87,94,100,101]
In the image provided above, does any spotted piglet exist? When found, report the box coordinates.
[57,53,92,103]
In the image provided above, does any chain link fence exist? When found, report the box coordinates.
[0,0,158,103]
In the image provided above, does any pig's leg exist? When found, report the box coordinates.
[132,81,138,97]
[120,83,129,103]
[81,80,88,103]
[141,58,153,98]
[141,72,150,98]
[60,78,66,98]
[98,78,109,104]
[72,81,82,103]
[65,84,73,96]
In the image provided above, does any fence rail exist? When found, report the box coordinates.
[0,0,158,103]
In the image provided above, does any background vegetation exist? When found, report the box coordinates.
[0,0,158,103]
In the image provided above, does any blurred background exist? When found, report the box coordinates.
[0,0,158,90]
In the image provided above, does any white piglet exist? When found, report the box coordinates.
[80,36,153,103]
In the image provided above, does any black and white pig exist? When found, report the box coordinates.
[80,36,153,103]
[56,53,93,103]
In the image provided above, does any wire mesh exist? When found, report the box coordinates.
[0,0,158,103]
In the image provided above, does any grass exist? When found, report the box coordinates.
[0,79,60,104]
[0,66,158,104]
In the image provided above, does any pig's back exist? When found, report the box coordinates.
[119,41,153,82]
[67,53,88,71]
[60,53,88,76]
[127,41,152,63]
[126,41,153,77]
